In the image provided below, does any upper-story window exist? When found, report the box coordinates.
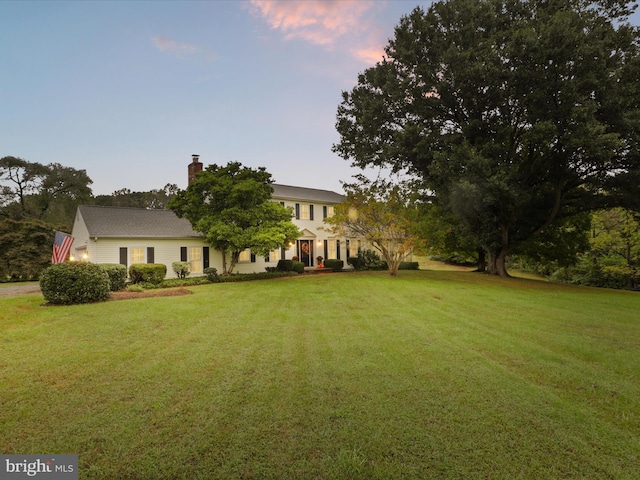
[295,204,314,220]
[323,205,335,219]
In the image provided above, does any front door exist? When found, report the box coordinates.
[297,240,313,267]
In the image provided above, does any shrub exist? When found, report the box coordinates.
[347,256,363,270]
[399,262,420,270]
[99,263,127,291]
[172,261,191,279]
[292,261,305,274]
[324,259,344,272]
[40,262,111,305]
[219,271,297,282]
[348,250,386,271]
[129,264,167,284]
[276,259,295,272]
[203,267,220,283]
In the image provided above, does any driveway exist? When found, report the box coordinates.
[0,284,42,298]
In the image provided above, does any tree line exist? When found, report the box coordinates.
[0,155,179,281]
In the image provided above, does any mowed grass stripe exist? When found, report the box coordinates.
[1,271,639,478]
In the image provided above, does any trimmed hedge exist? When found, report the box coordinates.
[40,262,111,305]
[140,270,298,288]
[276,259,295,272]
[292,261,305,274]
[399,262,420,270]
[324,259,344,272]
[129,263,167,284]
[100,263,127,291]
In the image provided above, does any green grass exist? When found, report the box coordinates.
[1,271,639,479]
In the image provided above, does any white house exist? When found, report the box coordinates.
[70,157,361,277]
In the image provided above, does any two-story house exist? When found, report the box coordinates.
[69,156,358,277]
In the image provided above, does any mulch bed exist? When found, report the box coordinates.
[107,287,194,301]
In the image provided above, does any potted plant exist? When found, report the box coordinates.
[316,256,324,268]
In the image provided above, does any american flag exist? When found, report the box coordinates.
[52,231,74,264]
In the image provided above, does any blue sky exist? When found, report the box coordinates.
[2,1,638,196]
[1,0,427,196]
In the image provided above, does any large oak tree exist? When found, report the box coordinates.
[333,0,640,276]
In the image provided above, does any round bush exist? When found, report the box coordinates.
[40,262,111,305]
[203,267,219,282]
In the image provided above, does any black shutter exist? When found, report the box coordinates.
[180,247,187,262]
[324,240,328,259]
[281,247,286,259]
[309,205,314,220]
[203,247,209,269]
[119,247,127,266]
[250,253,256,263]
[295,203,300,220]
[323,206,327,219]
[336,240,341,260]
[346,240,350,258]
[147,247,154,264]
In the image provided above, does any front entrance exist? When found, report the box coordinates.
[297,239,314,267]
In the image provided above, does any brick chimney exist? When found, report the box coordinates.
[188,154,203,184]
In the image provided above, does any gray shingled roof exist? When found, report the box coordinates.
[78,185,343,238]
[271,184,343,204]
[78,205,201,238]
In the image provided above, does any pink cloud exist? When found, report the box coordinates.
[249,0,386,62]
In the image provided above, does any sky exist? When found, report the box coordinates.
[1,0,430,196]
[2,1,639,197]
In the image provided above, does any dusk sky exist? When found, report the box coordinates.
[2,1,639,196]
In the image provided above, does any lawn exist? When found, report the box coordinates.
[1,271,639,479]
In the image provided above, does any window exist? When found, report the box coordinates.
[269,249,281,262]
[349,239,361,258]
[189,247,202,273]
[180,246,209,273]
[238,248,251,262]
[323,205,335,218]
[326,239,337,259]
[300,204,310,220]
[130,247,144,264]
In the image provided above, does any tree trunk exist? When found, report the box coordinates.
[221,248,229,275]
[227,251,240,275]
[626,238,633,290]
[495,246,509,278]
[485,227,510,277]
[477,248,486,273]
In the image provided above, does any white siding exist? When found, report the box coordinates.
[69,186,352,277]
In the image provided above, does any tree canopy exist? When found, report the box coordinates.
[93,184,179,209]
[168,162,300,275]
[333,0,640,276]
[325,176,421,276]
[0,156,94,280]
[0,156,93,227]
